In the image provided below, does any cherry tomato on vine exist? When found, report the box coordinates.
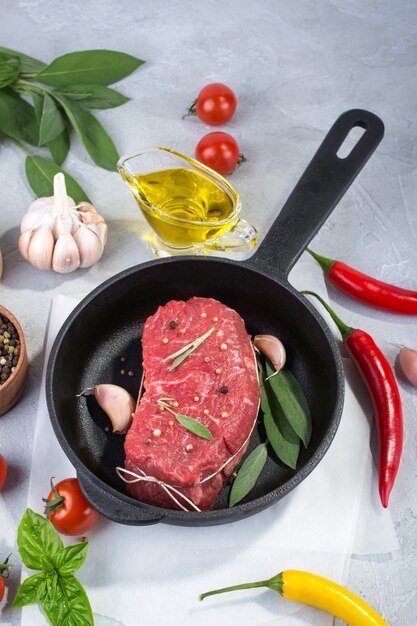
[0,455,7,490]
[196,132,243,176]
[0,555,12,601]
[192,83,237,126]
[43,477,100,536]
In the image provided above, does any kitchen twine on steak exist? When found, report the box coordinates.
[116,420,258,512]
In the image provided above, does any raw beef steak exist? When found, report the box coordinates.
[124,297,260,511]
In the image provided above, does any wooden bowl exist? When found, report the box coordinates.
[0,305,29,416]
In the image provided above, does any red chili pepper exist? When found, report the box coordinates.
[307,249,417,315]
[303,291,403,508]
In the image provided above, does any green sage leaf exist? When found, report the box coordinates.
[36,49,144,87]
[38,92,66,145]
[54,94,119,170]
[175,412,214,441]
[55,542,89,576]
[17,509,64,571]
[40,574,94,626]
[229,443,268,507]
[0,47,45,73]
[0,53,20,89]
[266,361,312,447]
[259,359,300,469]
[12,573,45,608]
[0,87,39,145]
[48,126,70,165]
[25,155,91,203]
[55,84,129,109]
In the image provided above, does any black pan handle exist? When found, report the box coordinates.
[77,470,166,526]
[249,109,384,279]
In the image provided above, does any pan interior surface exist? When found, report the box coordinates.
[48,258,343,520]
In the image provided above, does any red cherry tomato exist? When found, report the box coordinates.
[195,132,241,176]
[0,576,4,602]
[195,83,237,126]
[0,455,7,490]
[43,478,100,536]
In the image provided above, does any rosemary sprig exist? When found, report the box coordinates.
[164,327,215,371]
[157,400,214,441]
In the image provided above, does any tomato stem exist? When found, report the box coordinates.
[183,98,197,118]
[43,477,64,517]
[0,554,12,578]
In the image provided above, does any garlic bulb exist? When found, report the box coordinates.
[19,174,107,273]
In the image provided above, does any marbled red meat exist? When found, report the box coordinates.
[123,297,260,511]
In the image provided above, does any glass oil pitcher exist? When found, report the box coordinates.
[117,147,258,257]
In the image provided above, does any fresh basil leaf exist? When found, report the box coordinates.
[54,94,119,170]
[38,92,66,145]
[56,542,89,576]
[0,53,20,89]
[25,155,91,203]
[12,573,46,608]
[0,87,39,145]
[229,443,268,507]
[175,413,214,440]
[17,509,64,571]
[36,50,144,87]
[266,361,312,448]
[48,126,70,165]
[55,84,129,109]
[0,47,45,73]
[41,574,94,626]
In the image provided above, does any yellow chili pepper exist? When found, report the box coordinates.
[199,569,389,626]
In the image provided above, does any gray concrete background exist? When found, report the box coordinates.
[0,1,416,624]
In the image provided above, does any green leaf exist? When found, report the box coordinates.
[17,509,64,571]
[12,573,46,608]
[175,412,214,441]
[40,574,94,626]
[259,360,300,469]
[48,126,70,165]
[0,87,39,145]
[266,361,312,448]
[36,49,144,87]
[38,92,66,145]
[229,443,268,507]
[55,84,129,109]
[56,542,89,576]
[54,94,119,170]
[0,47,46,73]
[0,53,20,89]
[25,155,91,203]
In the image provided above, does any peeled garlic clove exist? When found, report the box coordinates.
[19,229,35,260]
[78,384,135,433]
[254,335,286,375]
[73,225,104,268]
[27,227,55,269]
[399,345,417,387]
[52,232,80,273]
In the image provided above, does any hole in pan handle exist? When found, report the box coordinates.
[249,109,385,279]
[77,469,166,526]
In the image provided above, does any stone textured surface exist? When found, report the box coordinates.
[0,0,416,624]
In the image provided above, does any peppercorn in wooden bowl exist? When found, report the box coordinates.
[0,305,28,416]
